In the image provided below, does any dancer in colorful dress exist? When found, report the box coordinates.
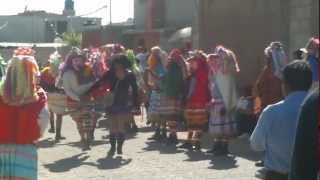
[253,42,288,166]
[127,49,146,132]
[158,49,188,145]
[61,48,97,150]
[40,51,67,141]
[145,46,168,141]
[180,51,211,150]
[206,46,240,156]
[253,42,287,116]
[0,47,49,180]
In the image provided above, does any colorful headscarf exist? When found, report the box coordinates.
[162,49,185,97]
[60,47,83,75]
[215,45,240,74]
[0,48,40,106]
[89,48,107,79]
[186,52,211,107]
[264,42,288,79]
[127,49,140,73]
[147,46,167,77]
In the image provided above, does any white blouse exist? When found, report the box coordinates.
[61,71,94,101]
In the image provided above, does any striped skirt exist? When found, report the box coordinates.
[67,100,98,135]
[184,108,209,130]
[0,145,37,180]
[208,100,237,138]
[47,92,67,115]
[147,91,162,122]
[157,97,182,121]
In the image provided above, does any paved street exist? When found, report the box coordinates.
[38,116,264,180]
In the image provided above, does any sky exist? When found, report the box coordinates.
[0,0,134,24]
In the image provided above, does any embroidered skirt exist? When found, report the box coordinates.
[109,113,131,133]
[47,92,67,115]
[184,108,208,130]
[157,96,182,121]
[208,99,237,138]
[147,91,162,123]
[0,144,37,180]
[67,99,98,135]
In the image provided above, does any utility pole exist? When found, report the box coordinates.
[109,0,112,25]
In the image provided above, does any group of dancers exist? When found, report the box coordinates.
[0,36,318,180]
[36,44,243,155]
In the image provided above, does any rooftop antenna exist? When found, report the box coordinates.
[24,0,29,12]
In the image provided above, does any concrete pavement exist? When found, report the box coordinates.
[38,116,264,180]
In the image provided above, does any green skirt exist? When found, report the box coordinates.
[0,144,37,180]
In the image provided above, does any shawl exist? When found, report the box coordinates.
[0,48,40,106]
[162,49,185,97]
[264,42,288,79]
[187,54,211,108]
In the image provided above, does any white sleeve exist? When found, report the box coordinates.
[62,72,81,101]
[37,106,50,135]
[62,71,94,101]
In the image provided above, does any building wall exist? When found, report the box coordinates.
[134,0,194,29]
[0,16,47,42]
[197,0,291,85]
[289,0,319,54]
[134,0,148,29]
[165,0,195,28]
[0,15,101,43]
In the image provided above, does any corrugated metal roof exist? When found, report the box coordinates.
[0,42,68,48]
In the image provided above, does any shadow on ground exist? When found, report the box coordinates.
[183,150,212,162]
[208,155,238,170]
[61,140,107,148]
[96,156,132,170]
[44,153,94,172]
[141,140,184,154]
[37,138,56,149]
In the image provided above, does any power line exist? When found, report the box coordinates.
[78,5,107,17]
[0,22,8,31]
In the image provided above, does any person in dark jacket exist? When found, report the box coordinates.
[289,87,319,180]
[90,54,140,156]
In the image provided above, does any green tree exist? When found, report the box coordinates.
[62,32,82,47]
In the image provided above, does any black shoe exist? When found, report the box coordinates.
[166,134,178,145]
[255,160,264,167]
[206,142,221,154]
[178,142,192,149]
[55,135,66,142]
[213,143,229,156]
[48,128,55,133]
[148,129,161,140]
[159,132,168,143]
[193,141,201,151]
